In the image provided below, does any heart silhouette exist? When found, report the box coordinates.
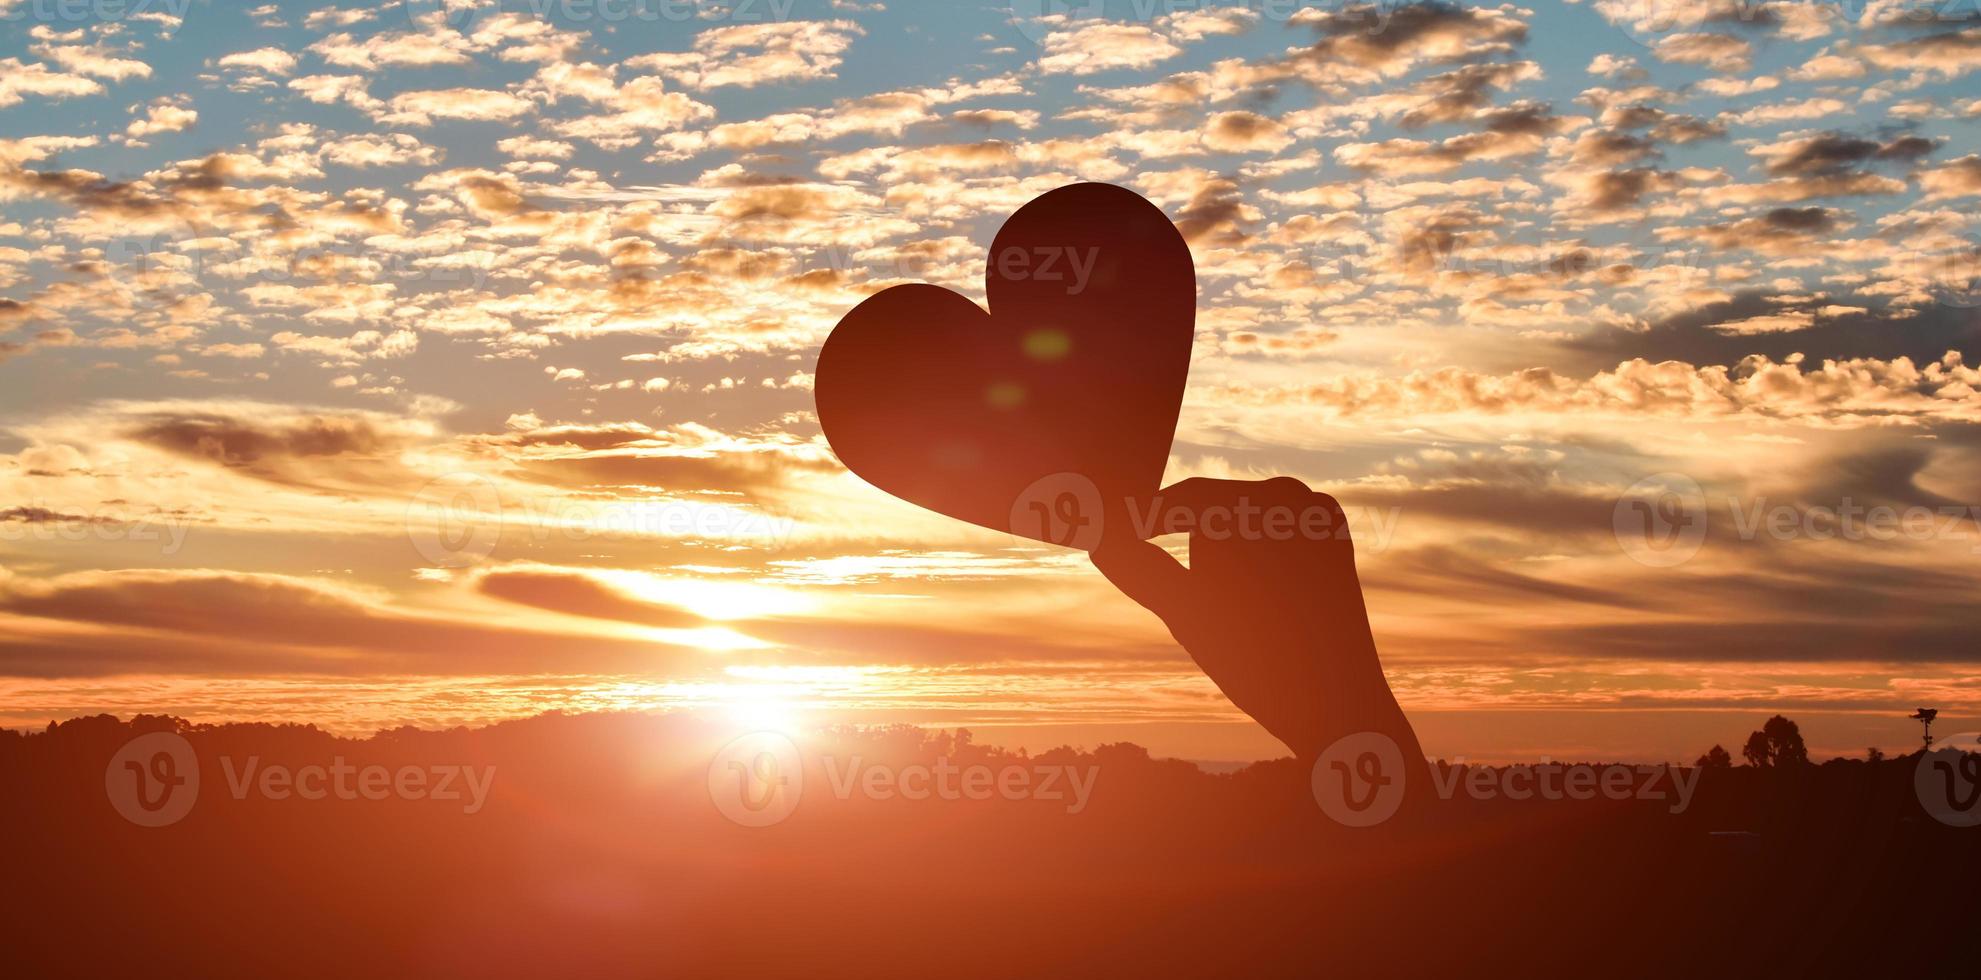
[815,182,1195,550]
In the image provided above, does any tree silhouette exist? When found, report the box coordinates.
[1742,715,1808,767]
[1695,744,1732,769]
[1742,730,1772,767]
[1911,707,1937,749]
[1763,715,1808,765]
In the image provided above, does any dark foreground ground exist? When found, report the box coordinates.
[4,711,1976,978]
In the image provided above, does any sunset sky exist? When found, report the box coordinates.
[1,0,1977,762]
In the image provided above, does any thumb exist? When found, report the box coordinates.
[1091,538,1191,627]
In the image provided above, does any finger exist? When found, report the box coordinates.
[1131,477,1248,541]
[1090,538,1192,626]
[1146,476,1316,533]
[1147,477,1257,524]
[1145,476,1335,553]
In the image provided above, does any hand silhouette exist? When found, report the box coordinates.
[1092,477,1424,767]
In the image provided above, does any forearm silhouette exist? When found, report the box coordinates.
[812,183,1425,781]
[1092,477,1425,768]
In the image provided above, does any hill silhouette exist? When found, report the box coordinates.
[4,710,1976,978]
